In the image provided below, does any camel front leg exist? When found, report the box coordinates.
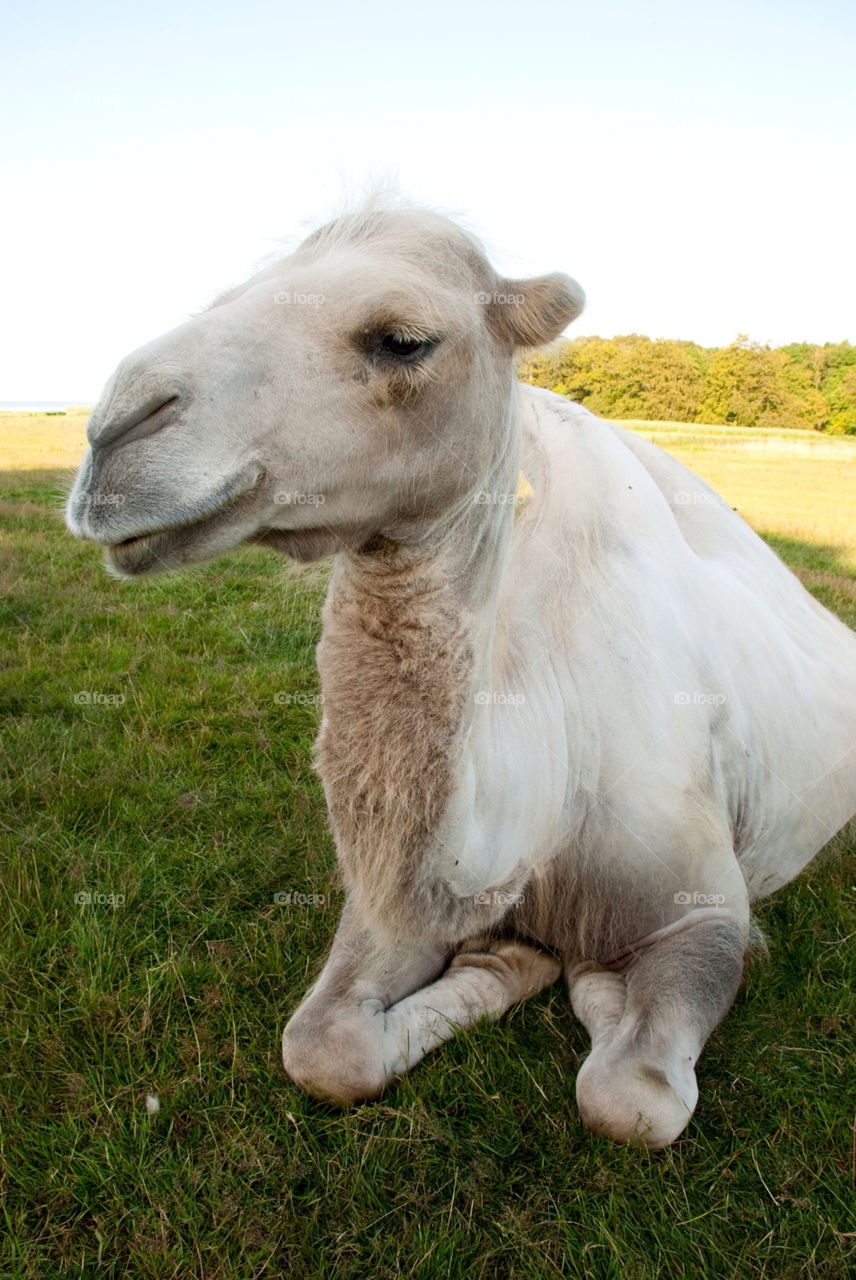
[568,908,748,1149]
[282,900,561,1104]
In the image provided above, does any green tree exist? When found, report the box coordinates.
[825,365,856,433]
[520,335,852,432]
[698,338,811,429]
[594,339,705,422]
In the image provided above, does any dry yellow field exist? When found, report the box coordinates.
[0,408,90,470]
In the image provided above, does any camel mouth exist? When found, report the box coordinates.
[103,470,265,575]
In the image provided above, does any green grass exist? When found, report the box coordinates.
[1,415,855,1278]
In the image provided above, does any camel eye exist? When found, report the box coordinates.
[380,333,430,358]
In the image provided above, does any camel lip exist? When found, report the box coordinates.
[108,503,227,552]
[104,468,266,551]
[98,468,266,575]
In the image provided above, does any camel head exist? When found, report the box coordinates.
[66,208,584,574]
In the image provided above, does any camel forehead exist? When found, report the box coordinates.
[296,207,491,275]
[211,208,493,313]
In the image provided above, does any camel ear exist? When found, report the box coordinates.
[485,272,585,350]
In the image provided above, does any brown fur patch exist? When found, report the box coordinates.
[314,549,478,941]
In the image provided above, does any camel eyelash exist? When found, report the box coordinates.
[355,320,440,362]
[377,332,437,360]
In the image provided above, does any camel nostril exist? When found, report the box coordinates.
[88,385,187,450]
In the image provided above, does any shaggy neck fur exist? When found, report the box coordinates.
[315,393,522,942]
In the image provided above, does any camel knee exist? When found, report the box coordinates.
[575,1040,698,1150]
[282,1002,388,1106]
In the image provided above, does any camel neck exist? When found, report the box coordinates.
[336,415,522,615]
[313,411,523,938]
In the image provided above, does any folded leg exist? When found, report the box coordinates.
[568,909,748,1148]
[282,902,561,1104]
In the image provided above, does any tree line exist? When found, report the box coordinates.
[518,335,856,432]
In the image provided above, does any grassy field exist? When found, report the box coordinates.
[1,411,854,1279]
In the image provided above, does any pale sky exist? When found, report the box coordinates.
[3,0,855,400]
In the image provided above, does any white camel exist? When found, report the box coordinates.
[66,204,856,1148]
